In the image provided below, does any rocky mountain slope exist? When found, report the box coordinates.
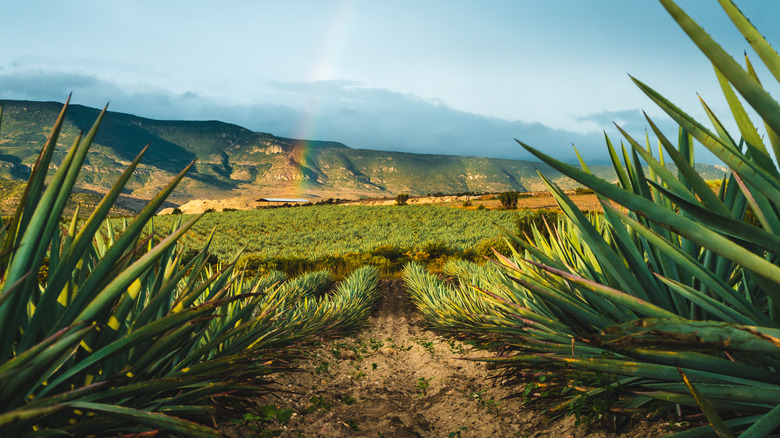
[0,99,728,210]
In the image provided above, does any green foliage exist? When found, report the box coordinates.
[0,100,382,436]
[395,193,410,205]
[574,187,595,195]
[141,205,518,267]
[405,1,780,434]
[514,209,562,241]
[473,236,513,257]
[498,191,520,209]
[416,377,433,396]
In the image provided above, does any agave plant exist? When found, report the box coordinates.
[406,0,780,436]
[0,99,382,436]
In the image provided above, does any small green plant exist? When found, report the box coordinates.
[416,339,436,355]
[340,395,356,405]
[345,419,361,431]
[395,193,410,205]
[448,426,468,438]
[372,362,378,370]
[417,377,434,396]
[386,337,413,352]
[470,389,500,414]
[447,338,465,355]
[307,395,331,412]
[314,360,331,376]
[369,338,385,351]
[230,405,294,437]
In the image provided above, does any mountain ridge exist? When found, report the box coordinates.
[0,99,728,208]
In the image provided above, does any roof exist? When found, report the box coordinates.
[256,198,310,203]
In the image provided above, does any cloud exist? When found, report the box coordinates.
[0,68,721,165]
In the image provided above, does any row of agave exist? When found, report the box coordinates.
[0,99,380,436]
[405,0,780,436]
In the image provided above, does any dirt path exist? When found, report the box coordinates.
[220,280,667,437]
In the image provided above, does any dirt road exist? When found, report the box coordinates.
[220,280,666,437]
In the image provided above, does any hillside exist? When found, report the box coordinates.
[0,99,729,211]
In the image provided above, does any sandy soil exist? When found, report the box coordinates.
[217,280,668,438]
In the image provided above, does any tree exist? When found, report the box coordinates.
[497,191,519,209]
[395,193,410,206]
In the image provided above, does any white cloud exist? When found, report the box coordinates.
[1,68,725,166]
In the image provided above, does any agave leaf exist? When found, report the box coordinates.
[601,318,780,353]
[744,53,780,165]
[19,146,152,351]
[678,366,735,438]
[617,123,699,206]
[67,401,218,437]
[0,404,66,428]
[518,142,780,286]
[73,214,203,325]
[0,325,94,408]
[712,66,767,157]
[556,356,766,386]
[538,172,652,303]
[503,272,614,330]
[700,93,777,179]
[642,114,732,216]
[599,205,769,325]
[648,182,780,255]
[2,96,70,259]
[605,134,633,191]
[37,302,223,398]
[631,77,780,208]
[738,402,780,438]
[654,275,756,325]
[52,162,197,332]
[717,0,780,84]
[520,257,679,319]
[666,416,762,438]
[645,382,780,405]
[730,171,780,236]
[659,0,780,137]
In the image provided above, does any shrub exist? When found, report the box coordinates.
[473,236,513,257]
[497,191,520,209]
[395,193,410,205]
[574,187,594,195]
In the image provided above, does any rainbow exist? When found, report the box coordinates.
[290,0,354,198]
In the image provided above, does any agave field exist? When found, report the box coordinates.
[3,0,780,436]
[144,204,520,262]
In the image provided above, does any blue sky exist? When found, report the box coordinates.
[2,1,779,164]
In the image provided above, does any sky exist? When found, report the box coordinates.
[2,1,780,164]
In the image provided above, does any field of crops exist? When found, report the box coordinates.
[145,204,522,260]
